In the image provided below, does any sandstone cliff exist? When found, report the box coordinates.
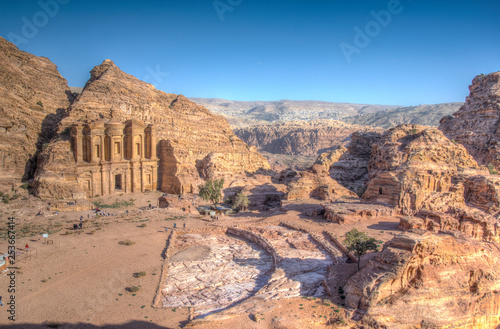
[0,37,71,185]
[33,60,270,198]
[344,231,500,328]
[234,120,383,156]
[362,125,482,214]
[325,131,383,195]
[284,164,357,201]
[439,71,500,169]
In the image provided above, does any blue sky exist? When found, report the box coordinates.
[0,0,499,106]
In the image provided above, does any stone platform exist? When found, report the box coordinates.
[157,225,347,317]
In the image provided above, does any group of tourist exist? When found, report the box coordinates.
[94,208,112,217]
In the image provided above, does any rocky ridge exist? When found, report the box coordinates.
[440,71,500,169]
[362,124,482,214]
[284,164,358,201]
[0,37,71,185]
[190,98,399,126]
[344,231,500,328]
[343,102,462,129]
[33,59,270,198]
[234,120,383,156]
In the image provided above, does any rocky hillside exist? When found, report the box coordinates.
[440,71,500,169]
[345,231,500,328]
[234,120,383,156]
[325,131,383,195]
[190,98,399,127]
[0,37,72,185]
[33,60,270,198]
[343,102,462,129]
[363,124,482,214]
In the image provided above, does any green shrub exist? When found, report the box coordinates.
[94,200,134,208]
[127,286,140,292]
[119,239,135,246]
[134,271,146,278]
[487,163,498,175]
[198,178,224,204]
[233,192,249,211]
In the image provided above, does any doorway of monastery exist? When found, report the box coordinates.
[115,174,122,190]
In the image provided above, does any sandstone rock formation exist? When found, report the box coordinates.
[399,211,500,243]
[439,71,500,169]
[234,120,383,156]
[362,124,482,215]
[33,59,270,199]
[464,175,500,215]
[344,231,500,328]
[0,37,71,185]
[224,174,287,210]
[285,164,357,201]
[314,146,346,171]
[328,131,383,195]
[323,201,396,224]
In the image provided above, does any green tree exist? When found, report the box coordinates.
[344,228,379,271]
[198,178,224,204]
[233,192,249,211]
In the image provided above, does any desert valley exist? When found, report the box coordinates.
[1,10,500,329]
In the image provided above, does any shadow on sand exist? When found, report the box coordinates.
[2,321,175,329]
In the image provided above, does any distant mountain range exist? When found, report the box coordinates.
[342,103,463,129]
[189,97,463,129]
[189,98,401,127]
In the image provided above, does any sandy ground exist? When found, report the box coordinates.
[0,191,401,328]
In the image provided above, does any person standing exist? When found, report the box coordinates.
[25,244,29,252]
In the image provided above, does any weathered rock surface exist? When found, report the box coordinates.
[344,231,500,328]
[33,59,270,198]
[323,201,396,225]
[329,131,383,195]
[464,175,500,215]
[161,233,273,315]
[285,164,357,201]
[314,146,347,171]
[363,124,482,215]
[0,37,71,185]
[224,174,287,210]
[439,71,500,169]
[160,225,338,317]
[400,209,500,243]
[234,120,383,156]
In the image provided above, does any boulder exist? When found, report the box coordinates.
[344,232,500,328]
